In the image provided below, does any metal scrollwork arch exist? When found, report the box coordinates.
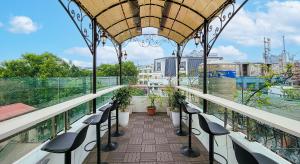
[196,0,249,55]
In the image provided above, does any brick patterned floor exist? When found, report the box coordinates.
[84,113,216,164]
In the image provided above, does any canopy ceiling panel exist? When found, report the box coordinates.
[75,0,231,44]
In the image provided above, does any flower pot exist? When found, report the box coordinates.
[147,106,156,116]
[118,111,129,127]
[166,107,171,116]
[171,112,180,127]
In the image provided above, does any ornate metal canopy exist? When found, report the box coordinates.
[59,0,247,49]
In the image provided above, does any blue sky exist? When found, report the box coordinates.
[0,0,300,67]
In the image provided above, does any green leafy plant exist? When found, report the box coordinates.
[112,87,133,112]
[170,91,186,112]
[163,86,186,112]
[147,91,162,108]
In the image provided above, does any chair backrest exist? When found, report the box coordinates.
[70,124,89,151]
[180,100,189,113]
[197,114,211,134]
[110,99,119,111]
[100,104,111,123]
[230,137,259,164]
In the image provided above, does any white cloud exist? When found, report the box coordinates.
[8,16,39,34]
[62,57,92,68]
[211,45,247,61]
[0,22,3,28]
[124,41,165,65]
[64,41,165,65]
[222,1,300,47]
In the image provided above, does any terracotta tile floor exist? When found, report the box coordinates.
[84,113,216,164]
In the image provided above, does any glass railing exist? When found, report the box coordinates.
[0,76,118,122]
[182,87,300,164]
[0,91,114,164]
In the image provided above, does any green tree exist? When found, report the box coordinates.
[0,52,90,78]
[97,61,138,77]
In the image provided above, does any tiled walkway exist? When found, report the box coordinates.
[84,113,214,164]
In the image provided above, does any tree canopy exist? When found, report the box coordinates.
[97,61,138,77]
[0,52,91,78]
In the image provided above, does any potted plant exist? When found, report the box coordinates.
[164,85,174,117]
[147,92,162,116]
[113,87,132,127]
[170,91,186,127]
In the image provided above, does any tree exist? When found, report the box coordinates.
[241,64,294,107]
[0,52,90,78]
[97,61,138,77]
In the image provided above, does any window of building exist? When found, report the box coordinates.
[180,61,186,71]
[156,62,161,71]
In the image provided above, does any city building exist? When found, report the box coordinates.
[153,50,223,77]
[291,60,300,86]
[137,64,163,85]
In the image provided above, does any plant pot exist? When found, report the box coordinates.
[118,111,130,127]
[171,112,180,127]
[147,106,156,116]
[166,107,171,116]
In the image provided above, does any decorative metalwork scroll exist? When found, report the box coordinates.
[123,34,177,48]
[196,0,249,55]
[58,0,114,54]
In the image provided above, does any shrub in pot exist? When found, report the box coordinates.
[147,92,162,116]
[170,90,186,127]
[113,87,132,127]
[164,85,174,116]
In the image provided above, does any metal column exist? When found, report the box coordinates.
[176,44,181,86]
[92,18,97,114]
[118,44,122,85]
[203,20,209,113]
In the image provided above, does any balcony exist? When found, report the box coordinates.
[0,83,299,164]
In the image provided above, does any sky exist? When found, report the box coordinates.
[0,0,300,67]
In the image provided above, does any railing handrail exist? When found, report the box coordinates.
[0,85,124,142]
[176,86,300,138]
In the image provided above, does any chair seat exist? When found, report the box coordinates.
[186,106,201,114]
[252,153,277,164]
[207,122,229,136]
[99,103,112,112]
[41,133,77,153]
[83,113,103,125]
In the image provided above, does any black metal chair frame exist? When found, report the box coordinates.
[83,103,112,164]
[111,99,125,137]
[175,100,188,136]
[101,100,118,152]
[41,122,91,164]
[198,114,229,164]
[180,101,201,158]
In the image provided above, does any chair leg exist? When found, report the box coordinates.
[102,111,118,152]
[188,114,192,149]
[112,108,125,137]
[209,135,214,164]
[176,104,188,136]
[180,114,200,158]
[65,151,71,164]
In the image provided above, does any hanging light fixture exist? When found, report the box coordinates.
[123,51,127,60]
[172,51,175,56]
[100,32,107,46]
[194,32,200,46]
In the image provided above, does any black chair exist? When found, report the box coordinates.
[111,98,125,137]
[230,136,277,164]
[101,100,118,151]
[180,101,201,157]
[175,97,188,136]
[83,103,112,164]
[41,124,90,164]
[198,114,229,164]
